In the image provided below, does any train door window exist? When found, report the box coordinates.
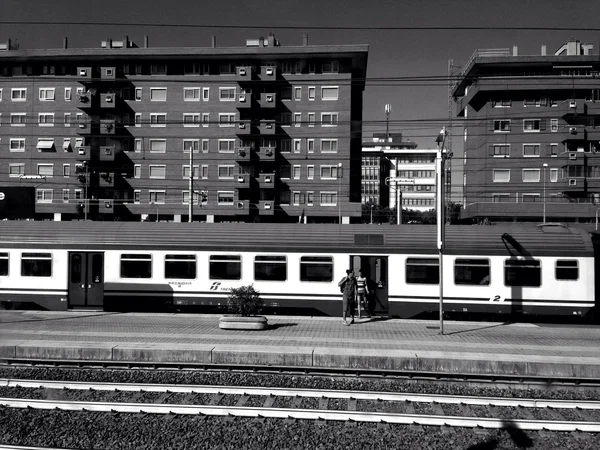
[165,254,196,279]
[555,260,578,280]
[120,254,152,279]
[454,258,490,285]
[209,255,241,280]
[406,258,439,284]
[91,254,103,283]
[300,256,333,282]
[255,255,287,281]
[21,253,52,277]
[504,259,541,287]
[70,254,82,283]
[0,253,8,276]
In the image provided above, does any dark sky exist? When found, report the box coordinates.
[2,0,599,198]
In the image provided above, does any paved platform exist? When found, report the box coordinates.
[1,311,600,379]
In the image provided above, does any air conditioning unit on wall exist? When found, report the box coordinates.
[569,179,577,186]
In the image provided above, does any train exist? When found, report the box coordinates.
[0,221,598,320]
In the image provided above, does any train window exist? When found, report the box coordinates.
[504,259,541,287]
[254,255,287,281]
[92,254,103,283]
[300,256,333,282]
[120,254,152,279]
[454,259,490,285]
[0,253,8,276]
[406,258,439,284]
[21,253,52,277]
[555,260,578,280]
[70,254,82,283]
[165,254,196,279]
[210,255,241,280]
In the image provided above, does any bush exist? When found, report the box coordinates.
[227,285,263,317]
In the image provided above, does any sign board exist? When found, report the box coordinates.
[386,177,415,185]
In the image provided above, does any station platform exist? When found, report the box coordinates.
[1,311,600,379]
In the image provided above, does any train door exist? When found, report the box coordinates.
[68,252,104,308]
[351,255,389,316]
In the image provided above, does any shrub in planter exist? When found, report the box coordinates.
[227,285,264,317]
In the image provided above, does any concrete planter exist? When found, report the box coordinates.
[219,315,268,330]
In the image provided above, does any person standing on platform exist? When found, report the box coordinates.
[356,270,370,318]
[338,269,357,326]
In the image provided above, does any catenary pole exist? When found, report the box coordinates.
[436,127,447,335]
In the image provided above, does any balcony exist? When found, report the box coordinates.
[100,119,116,135]
[98,199,115,214]
[76,121,92,134]
[258,172,276,188]
[259,92,277,108]
[260,65,277,80]
[76,92,93,109]
[99,146,116,162]
[236,174,250,189]
[236,92,252,109]
[235,120,252,135]
[98,173,115,187]
[100,67,116,80]
[75,146,92,161]
[77,67,93,81]
[259,200,275,215]
[258,120,276,135]
[100,93,116,108]
[236,65,255,81]
[235,147,253,162]
[234,200,250,214]
[257,146,275,162]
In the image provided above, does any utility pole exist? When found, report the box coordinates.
[435,127,448,335]
[385,104,391,140]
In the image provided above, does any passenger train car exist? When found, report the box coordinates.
[0,221,596,319]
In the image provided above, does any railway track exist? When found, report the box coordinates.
[2,378,600,432]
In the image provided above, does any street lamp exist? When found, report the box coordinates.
[370,204,374,224]
[338,162,343,224]
[543,163,548,223]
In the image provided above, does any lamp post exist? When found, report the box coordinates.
[435,127,448,335]
[542,163,548,223]
[338,162,343,224]
[370,204,374,224]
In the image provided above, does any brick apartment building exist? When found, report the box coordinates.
[0,34,368,223]
[452,39,600,222]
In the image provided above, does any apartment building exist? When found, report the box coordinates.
[0,34,368,223]
[452,39,600,222]
[362,133,437,211]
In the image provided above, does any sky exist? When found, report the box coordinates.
[2,0,599,199]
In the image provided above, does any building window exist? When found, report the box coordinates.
[550,143,558,157]
[135,139,142,153]
[522,169,540,182]
[255,255,287,281]
[320,192,337,205]
[150,88,167,101]
[9,163,25,177]
[504,259,540,287]
[218,165,235,179]
[293,113,302,127]
[10,113,26,126]
[493,120,510,132]
[64,113,71,127]
[21,253,52,277]
[37,164,54,177]
[321,86,339,100]
[201,165,208,179]
[202,139,209,153]
[217,191,235,205]
[135,88,142,101]
[550,168,558,182]
[551,119,558,132]
[38,88,55,101]
[281,87,292,101]
[120,254,152,279]
[165,255,196,279]
[11,88,26,101]
[183,113,200,127]
[492,169,510,183]
[406,258,439,284]
[183,63,199,74]
[321,139,338,153]
[150,113,167,127]
[491,193,510,203]
[149,139,167,153]
[218,139,235,153]
[521,193,540,202]
[133,190,140,203]
[201,113,210,127]
[308,86,315,100]
[64,87,71,101]
[149,165,166,179]
[182,165,200,179]
[492,99,511,108]
[280,113,291,127]
[307,192,314,206]
[202,87,210,101]
[183,139,200,153]
[300,256,333,282]
[322,61,339,73]
[63,164,71,177]
[523,144,540,157]
[0,253,8,277]
[293,165,301,179]
[307,112,316,127]
[181,191,201,205]
[135,113,142,127]
[320,165,339,179]
[293,139,301,153]
[184,87,200,101]
[492,144,510,157]
[62,189,70,202]
[307,139,315,153]
[523,119,542,132]
[134,165,142,179]
[321,113,338,126]
[219,113,235,127]
[209,254,241,280]
[36,189,53,203]
[219,87,236,101]
[38,113,54,126]
[149,190,166,204]
[294,86,302,100]
[151,64,167,75]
